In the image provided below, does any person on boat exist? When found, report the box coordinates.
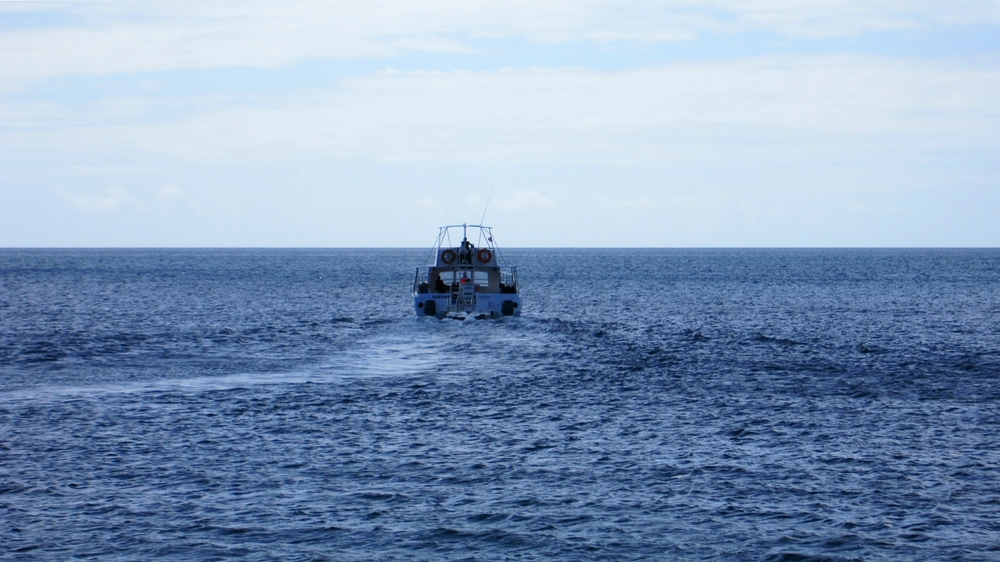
[459,239,473,264]
[435,277,447,293]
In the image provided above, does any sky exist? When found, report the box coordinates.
[1,1,999,247]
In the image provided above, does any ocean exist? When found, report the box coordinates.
[1,248,998,560]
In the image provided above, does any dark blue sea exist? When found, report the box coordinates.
[2,249,999,561]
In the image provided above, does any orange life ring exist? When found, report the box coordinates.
[477,249,493,264]
[440,249,456,264]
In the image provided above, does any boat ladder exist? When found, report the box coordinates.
[457,278,476,312]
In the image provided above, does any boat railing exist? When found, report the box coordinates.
[413,267,429,294]
[427,224,513,267]
[500,267,518,292]
[413,265,519,295]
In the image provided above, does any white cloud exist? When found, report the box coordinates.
[596,196,658,208]
[497,190,557,211]
[55,185,142,213]
[846,199,872,213]
[158,184,203,213]
[1,1,999,89]
[709,0,1000,36]
[50,184,204,215]
[6,56,998,163]
[2,2,998,247]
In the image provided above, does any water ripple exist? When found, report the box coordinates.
[2,249,999,560]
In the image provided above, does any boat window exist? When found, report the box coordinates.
[436,271,491,284]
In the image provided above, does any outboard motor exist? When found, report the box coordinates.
[423,299,437,317]
[501,300,516,316]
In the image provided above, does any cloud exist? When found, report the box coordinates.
[158,185,203,213]
[846,199,872,213]
[7,56,998,163]
[55,185,142,213]
[51,184,203,214]
[596,196,658,208]
[497,190,557,211]
[1,1,999,89]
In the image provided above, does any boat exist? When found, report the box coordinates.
[413,224,521,319]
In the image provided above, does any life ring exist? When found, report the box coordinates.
[440,249,456,264]
[477,249,493,264]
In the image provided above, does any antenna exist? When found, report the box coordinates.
[477,184,494,246]
[479,184,494,227]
